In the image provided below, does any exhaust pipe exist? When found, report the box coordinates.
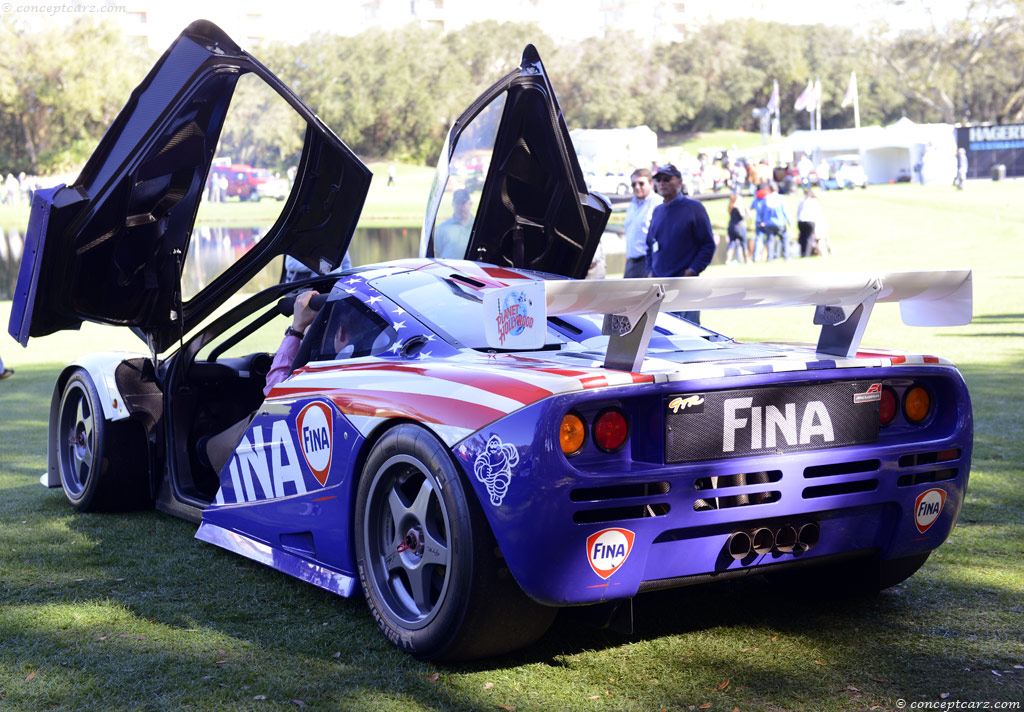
[751,527,775,555]
[795,522,820,552]
[726,531,752,560]
[774,524,798,553]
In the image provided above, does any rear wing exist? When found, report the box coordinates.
[483,270,973,371]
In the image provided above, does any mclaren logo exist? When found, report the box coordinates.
[854,383,883,404]
[668,395,705,414]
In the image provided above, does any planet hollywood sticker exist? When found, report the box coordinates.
[483,281,546,350]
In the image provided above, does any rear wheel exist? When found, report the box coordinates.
[57,370,148,512]
[354,424,556,661]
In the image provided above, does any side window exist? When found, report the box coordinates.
[195,307,292,363]
[426,92,507,259]
[183,72,305,301]
[307,296,397,362]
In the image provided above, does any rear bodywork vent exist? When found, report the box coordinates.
[804,459,880,478]
[803,479,878,498]
[897,468,958,487]
[571,481,670,524]
[896,449,961,487]
[898,449,960,467]
[693,470,781,511]
[570,481,670,502]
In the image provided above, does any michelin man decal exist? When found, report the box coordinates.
[473,435,519,506]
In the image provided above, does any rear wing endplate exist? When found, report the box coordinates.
[482,271,973,371]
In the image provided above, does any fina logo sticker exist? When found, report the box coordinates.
[473,435,519,506]
[586,527,636,579]
[914,488,947,533]
[669,394,705,414]
[297,401,333,486]
[854,383,883,404]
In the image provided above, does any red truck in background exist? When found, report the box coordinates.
[209,161,289,201]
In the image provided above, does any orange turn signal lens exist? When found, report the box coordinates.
[904,385,931,423]
[560,413,586,455]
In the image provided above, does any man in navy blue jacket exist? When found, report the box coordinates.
[645,164,717,324]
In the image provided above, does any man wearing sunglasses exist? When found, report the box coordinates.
[623,168,658,278]
[645,163,717,324]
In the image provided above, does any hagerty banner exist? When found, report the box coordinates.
[957,124,1024,179]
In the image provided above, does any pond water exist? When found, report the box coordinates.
[1,222,730,301]
[0,224,430,302]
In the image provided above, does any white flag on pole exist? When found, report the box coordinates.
[794,80,814,112]
[766,79,780,115]
[842,71,858,108]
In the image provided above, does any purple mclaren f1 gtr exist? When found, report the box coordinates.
[8,21,973,661]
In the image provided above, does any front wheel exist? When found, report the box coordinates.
[354,424,556,661]
[57,370,148,512]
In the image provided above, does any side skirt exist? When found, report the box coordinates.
[195,522,358,597]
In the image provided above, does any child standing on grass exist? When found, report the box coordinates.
[0,354,12,380]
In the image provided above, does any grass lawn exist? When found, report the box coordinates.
[661,129,767,156]
[1,180,1023,710]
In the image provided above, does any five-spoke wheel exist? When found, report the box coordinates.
[56,369,148,512]
[363,453,453,630]
[354,424,556,661]
[58,375,99,503]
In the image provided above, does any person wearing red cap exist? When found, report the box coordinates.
[645,163,717,324]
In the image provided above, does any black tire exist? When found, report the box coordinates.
[249,190,261,202]
[57,370,149,512]
[354,424,556,661]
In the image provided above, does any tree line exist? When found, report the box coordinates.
[1,0,1021,175]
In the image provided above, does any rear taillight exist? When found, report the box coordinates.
[879,387,898,426]
[593,409,629,453]
[904,385,932,423]
[560,413,586,455]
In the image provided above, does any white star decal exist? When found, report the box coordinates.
[418,351,432,359]
[345,288,356,294]
[346,277,362,284]
[393,307,406,316]
[393,320,406,330]
[424,334,436,342]
[389,340,403,354]
[367,296,382,305]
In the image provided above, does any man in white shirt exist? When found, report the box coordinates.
[623,168,658,278]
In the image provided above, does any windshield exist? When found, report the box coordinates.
[423,91,507,260]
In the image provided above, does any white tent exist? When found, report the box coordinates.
[785,119,956,184]
[569,126,658,173]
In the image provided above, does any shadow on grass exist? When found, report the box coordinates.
[970,313,1024,322]
[2,361,1021,709]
